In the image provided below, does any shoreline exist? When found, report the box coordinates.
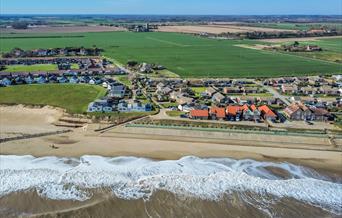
[1,127,341,175]
[1,105,341,175]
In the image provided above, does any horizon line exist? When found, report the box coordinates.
[1,13,342,16]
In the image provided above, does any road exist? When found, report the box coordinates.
[255,80,292,106]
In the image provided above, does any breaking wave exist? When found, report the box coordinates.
[0,155,341,215]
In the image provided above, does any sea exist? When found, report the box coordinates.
[0,155,341,218]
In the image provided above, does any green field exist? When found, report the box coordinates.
[280,38,342,63]
[1,64,58,72]
[1,32,341,77]
[246,22,342,31]
[0,84,107,113]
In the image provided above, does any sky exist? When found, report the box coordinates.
[1,0,341,15]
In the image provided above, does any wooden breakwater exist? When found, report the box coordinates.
[0,130,72,143]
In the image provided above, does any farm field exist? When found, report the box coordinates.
[0,84,107,113]
[0,31,341,78]
[245,22,342,31]
[280,38,342,63]
[1,64,58,72]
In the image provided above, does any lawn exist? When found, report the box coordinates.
[1,64,58,72]
[1,32,341,78]
[0,84,107,113]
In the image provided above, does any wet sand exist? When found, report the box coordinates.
[0,190,337,218]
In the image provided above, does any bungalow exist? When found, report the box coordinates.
[58,76,69,83]
[243,87,259,94]
[190,109,209,120]
[240,104,254,121]
[209,107,226,120]
[310,107,331,122]
[24,75,34,84]
[319,86,341,96]
[223,87,241,94]
[0,77,12,86]
[35,76,47,84]
[69,76,79,84]
[212,92,226,103]
[109,85,126,98]
[300,86,317,95]
[226,105,242,121]
[176,96,194,105]
[118,100,152,112]
[258,105,277,121]
[281,84,298,94]
[284,103,313,121]
[205,87,217,97]
[250,104,261,122]
[87,99,113,112]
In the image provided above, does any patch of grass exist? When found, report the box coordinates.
[71,63,80,70]
[0,84,106,113]
[161,102,179,108]
[0,32,341,78]
[191,87,207,94]
[116,75,131,87]
[1,64,58,72]
[166,110,186,117]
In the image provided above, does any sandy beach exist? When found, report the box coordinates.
[1,106,341,175]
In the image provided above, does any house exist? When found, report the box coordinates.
[243,87,259,94]
[58,76,69,83]
[109,85,126,98]
[226,106,243,121]
[118,100,152,112]
[223,87,241,94]
[212,92,225,103]
[24,75,34,84]
[281,84,298,94]
[190,109,209,120]
[310,107,331,122]
[258,105,277,121]
[240,104,254,121]
[69,76,79,84]
[87,99,113,112]
[300,86,317,95]
[176,96,194,105]
[0,77,12,86]
[284,103,313,121]
[205,87,217,97]
[209,107,226,120]
[250,104,261,122]
[319,86,341,96]
[35,76,47,84]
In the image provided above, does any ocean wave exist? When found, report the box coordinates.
[0,155,341,214]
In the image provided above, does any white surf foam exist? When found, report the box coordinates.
[0,155,341,214]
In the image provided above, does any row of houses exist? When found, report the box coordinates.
[2,47,102,58]
[87,99,152,113]
[284,102,334,121]
[264,75,341,89]
[281,84,341,96]
[0,74,124,88]
[189,105,277,122]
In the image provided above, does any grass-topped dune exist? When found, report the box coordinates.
[0,84,106,114]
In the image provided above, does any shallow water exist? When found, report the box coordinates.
[0,155,341,217]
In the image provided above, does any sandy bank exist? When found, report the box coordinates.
[0,105,64,138]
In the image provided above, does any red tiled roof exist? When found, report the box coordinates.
[241,104,249,112]
[210,107,226,118]
[258,105,276,117]
[190,110,209,117]
[226,106,242,116]
[250,104,257,111]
